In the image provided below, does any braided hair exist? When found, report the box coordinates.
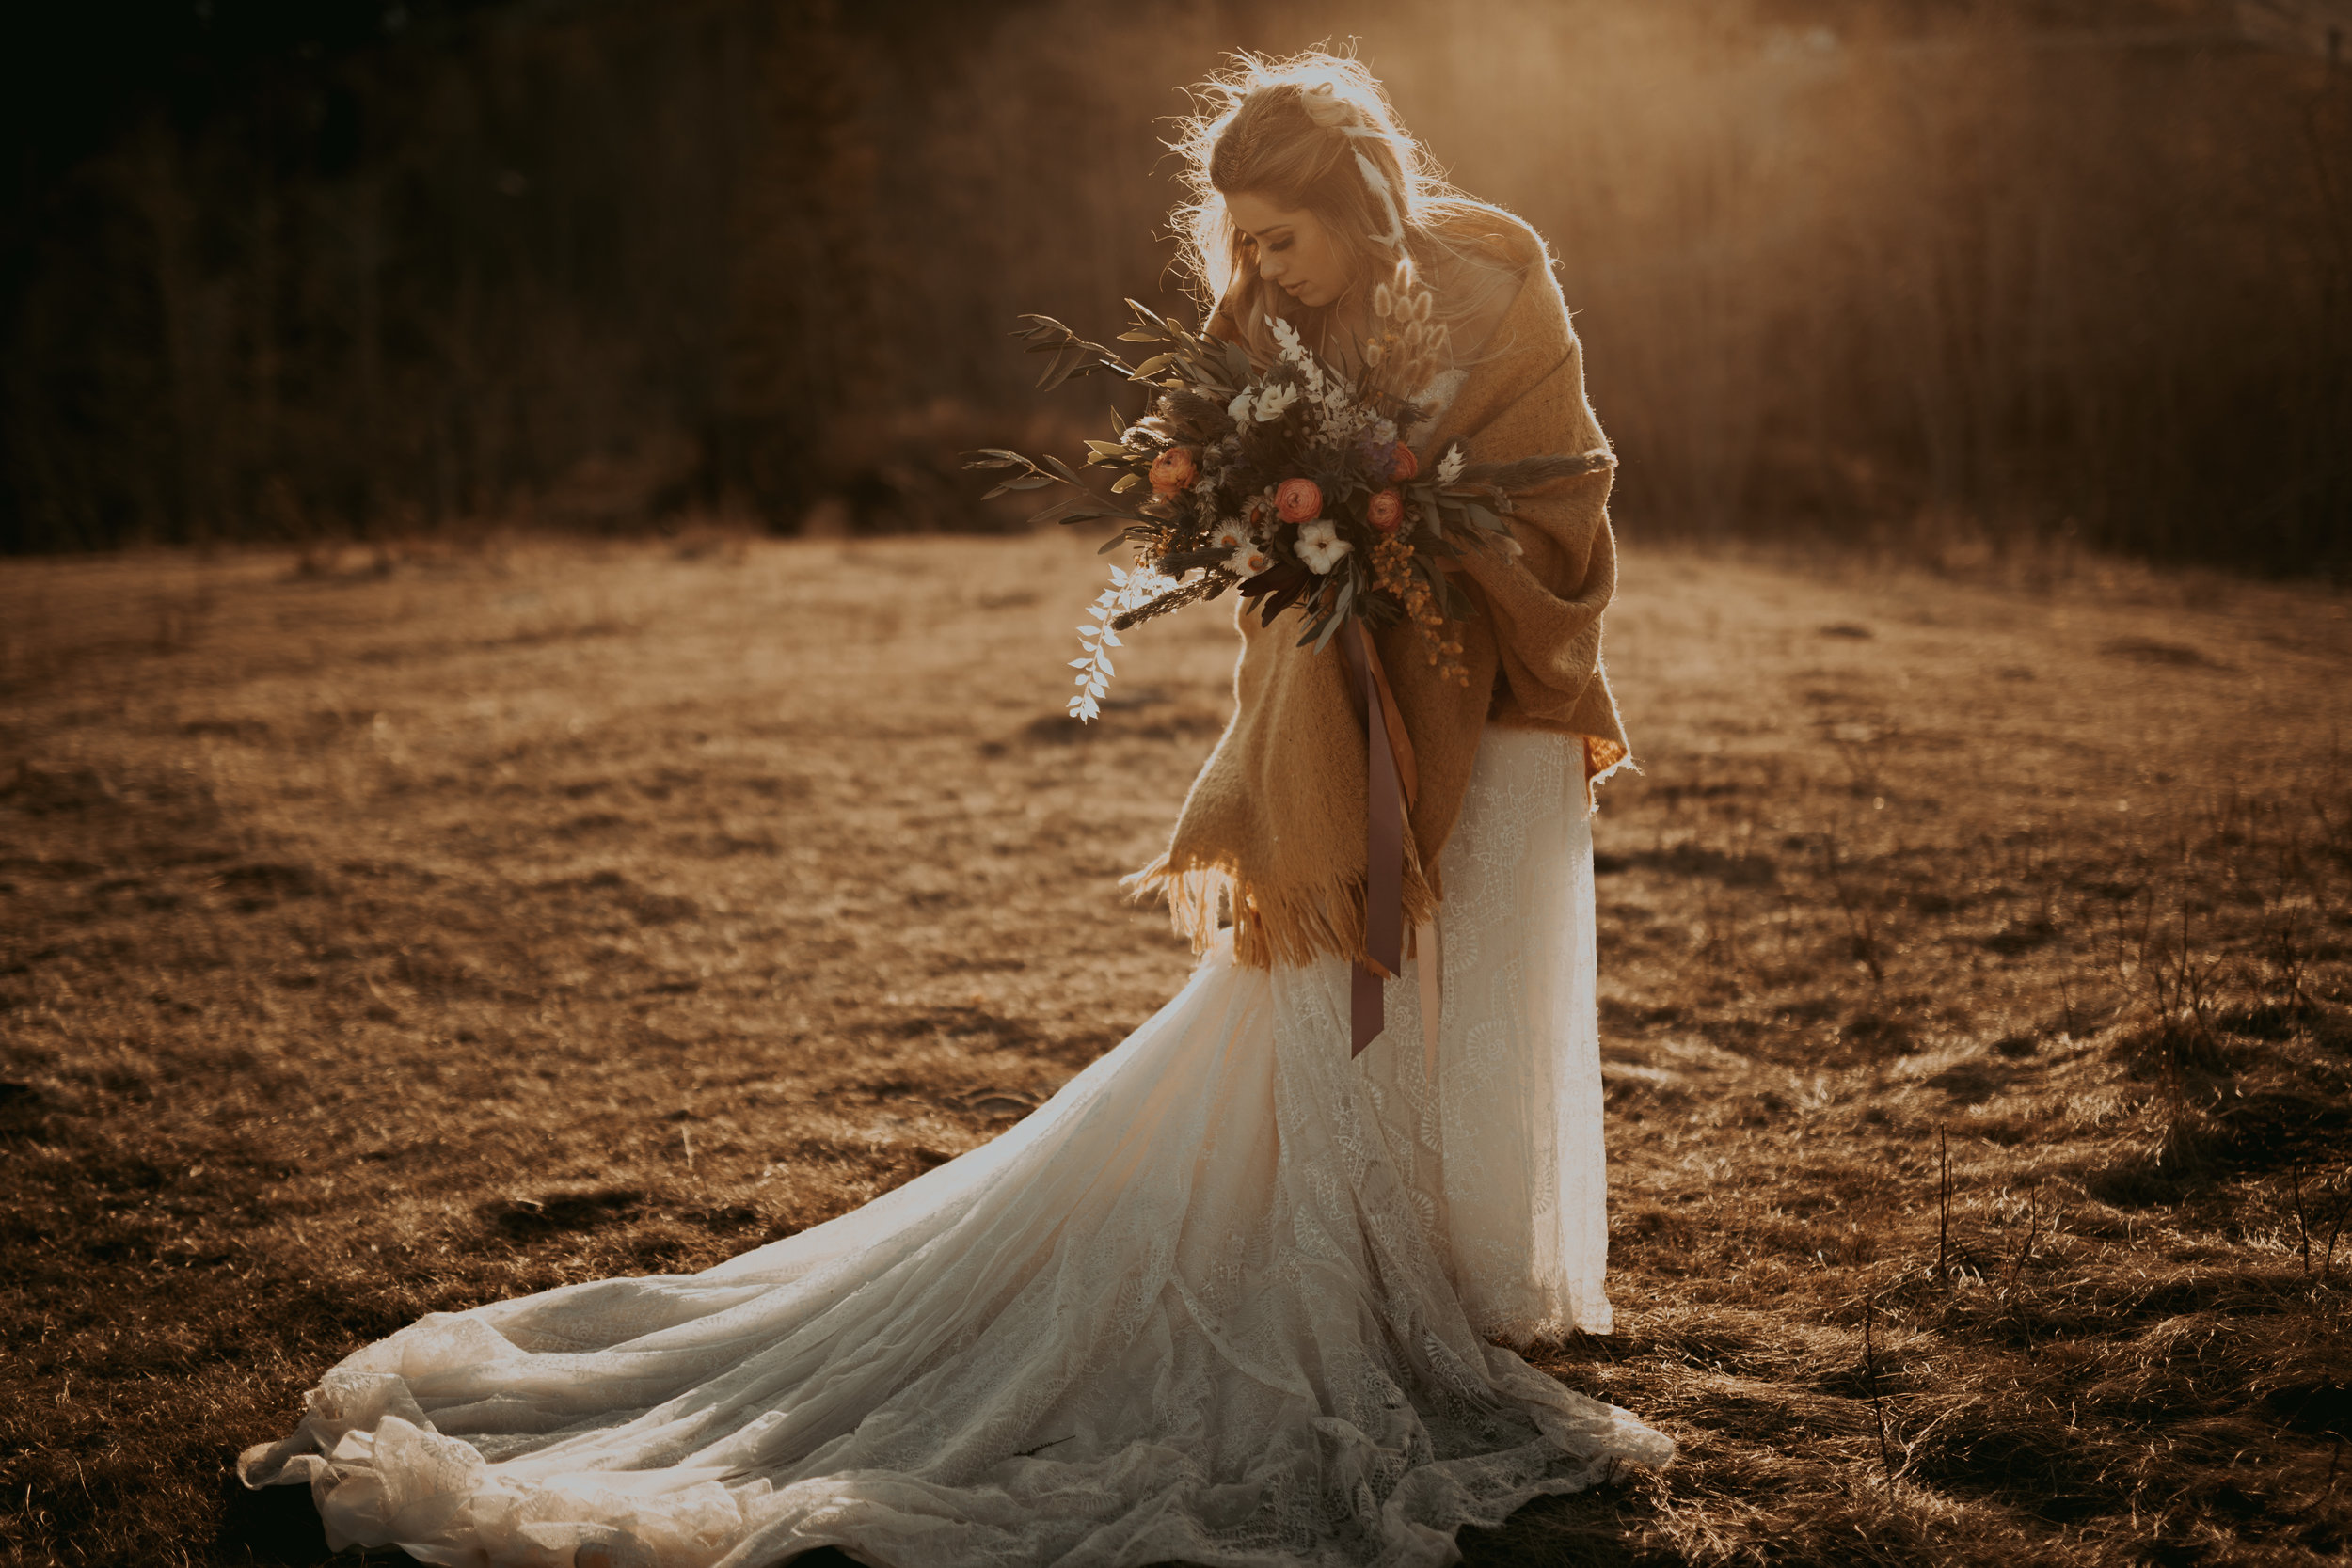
[1171,51,1517,375]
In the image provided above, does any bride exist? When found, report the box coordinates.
[239,53,1672,1568]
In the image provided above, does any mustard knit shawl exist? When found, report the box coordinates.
[1128,204,1630,970]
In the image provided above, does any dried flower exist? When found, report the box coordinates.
[1227,544,1272,578]
[1367,489,1405,532]
[1373,531,1468,686]
[1387,443,1420,483]
[1150,447,1199,495]
[1276,478,1323,524]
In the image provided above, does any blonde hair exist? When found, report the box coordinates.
[1170,50,1518,368]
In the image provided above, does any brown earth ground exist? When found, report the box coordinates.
[2,530,2348,1568]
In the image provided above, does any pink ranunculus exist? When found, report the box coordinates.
[1387,443,1420,483]
[1276,477,1323,524]
[1367,488,1405,532]
[1150,446,1199,495]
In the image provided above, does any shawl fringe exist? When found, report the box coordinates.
[1122,852,1439,972]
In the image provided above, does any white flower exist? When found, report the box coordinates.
[1251,382,1300,423]
[1210,520,1249,551]
[1228,390,1253,424]
[1435,444,1465,484]
[1227,544,1273,578]
[1298,538,1352,574]
[1295,519,1351,575]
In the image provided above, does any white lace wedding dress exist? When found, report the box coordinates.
[240,725,1671,1568]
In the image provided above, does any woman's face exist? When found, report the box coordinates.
[1224,191,1352,310]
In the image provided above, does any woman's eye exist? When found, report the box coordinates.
[1269,241,1293,253]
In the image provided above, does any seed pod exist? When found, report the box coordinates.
[1413,290,1434,325]
[1402,320,1425,354]
[1373,282,1395,320]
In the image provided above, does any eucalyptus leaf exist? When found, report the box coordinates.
[1041,496,1157,526]
[1310,579,1354,655]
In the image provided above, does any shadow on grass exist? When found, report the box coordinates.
[216,1470,330,1565]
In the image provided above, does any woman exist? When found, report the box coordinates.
[239,53,1669,1568]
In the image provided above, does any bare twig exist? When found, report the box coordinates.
[1820,828,1886,985]
[1937,1126,1953,1288]
[2006,1181,2042,1293]
[2323,1171,2350,1283]
[1863,1292,1899,1485]
[2292,1163,2313,1275]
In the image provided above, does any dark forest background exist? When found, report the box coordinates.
[4,0,2348,571]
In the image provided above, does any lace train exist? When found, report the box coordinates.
[239,726,1670,1567]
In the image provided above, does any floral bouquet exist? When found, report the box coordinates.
[967,264,1610,721]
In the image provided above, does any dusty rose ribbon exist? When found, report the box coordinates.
[1342,623,1438,1069]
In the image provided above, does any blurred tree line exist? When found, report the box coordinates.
[2,0,2345,572]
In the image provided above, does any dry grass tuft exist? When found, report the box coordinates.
[2,533,2348,1566]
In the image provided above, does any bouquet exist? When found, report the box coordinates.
[967,263,1612,721]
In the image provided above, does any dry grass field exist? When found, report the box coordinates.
[2,529,2348,1568]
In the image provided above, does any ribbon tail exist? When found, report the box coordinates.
[1351,958,1383,1056]
[1349,621,1405,1058]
